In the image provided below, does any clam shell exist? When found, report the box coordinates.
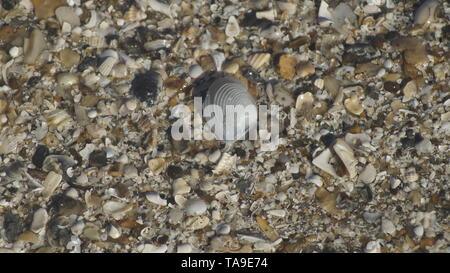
[204,76,257,141]
[98,56,118,76]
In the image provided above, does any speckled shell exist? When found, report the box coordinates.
[204,76,257,141]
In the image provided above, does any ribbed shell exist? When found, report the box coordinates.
[204,76,257,141]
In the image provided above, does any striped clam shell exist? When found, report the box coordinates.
[204,76,257,141]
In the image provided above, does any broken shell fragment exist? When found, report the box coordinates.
[213,152,237,174]
[102,201,133,220]
[147,158,166,175]
[42,171,62,199]
[402,80,417,102]
[312,148,338,177]
[295,92,314,115]
[344,95,364,115]
[248,53,270,70]
[359,164,376,184]
[31,208,48,233]
[23,29,46,64]
[333,139,358,179]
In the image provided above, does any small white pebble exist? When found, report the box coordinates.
[383,59,393,69]
[189,64,203,78]
[414,225,424,238]
[9,46,20,58]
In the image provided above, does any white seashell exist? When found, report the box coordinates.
[108,225,121,239]
[30,208,48,233]
[23,29,46,64]
[306,174,323,187]
[414,0,440,26]
[173,178,191,195]
[225,16,240,38]
[248,53,270,70]
[98,57,118,76]
[365,240,381,253]
[146,192,168,206]
[213,152,237,174]
[256,9,277,21]
[211,52,225,71]
[83,72,100,88]
[55,6,81,27]
[295,92,314,114]
[189,64,203,78]
[333,139,358,179]
[102,200,132,220]
[318,0,333,27]
[344,94,364,115]
[42,171,62,199]
[45,109,72,126]
[100,49,119,59]
[402,80,417,102]
[84,10,98,28]
[57,72,79,87]
[359,164,376,184]
[184,199,207,216]
[204,76,257,141]
[312,148,338,177]
[147,158,166,175]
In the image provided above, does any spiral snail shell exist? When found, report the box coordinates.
[203,75,257,142]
